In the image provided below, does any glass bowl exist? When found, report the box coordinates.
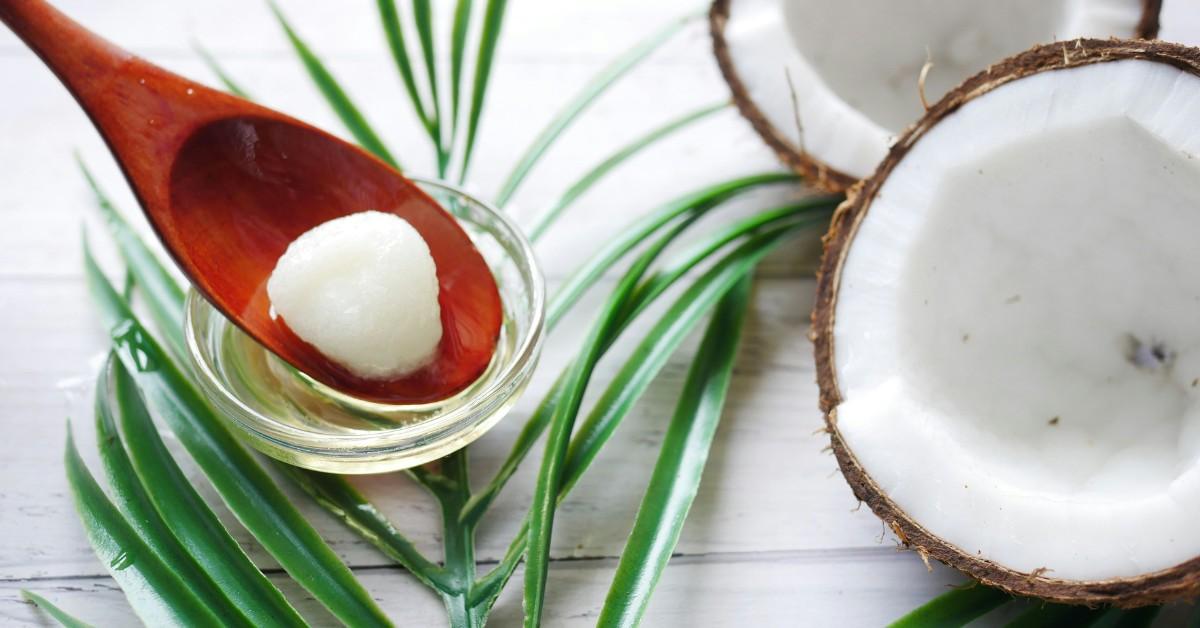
[185,178,544,474]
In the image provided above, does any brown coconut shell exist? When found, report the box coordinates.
[813,39,1200,607]
[709,0,1164,194]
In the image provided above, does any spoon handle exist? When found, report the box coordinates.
[1,0,252,216]
[0,0,131,107]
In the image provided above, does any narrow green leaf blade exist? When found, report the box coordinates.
[598,273,753,627]
[889,584,1010,628]
[193,42,252,98]
[463,187,814,526]
[476,225,799,611]
[77,158,187,362]
[449,0,474,139]
[1006,604,1104,628]
[21,591,96,628]
[65,428,224,627]
[94,356,255,627]
[270,1,400,169]
[411,0,443,137]
[376,0,435,137]
[458,0,508,180]
[529,101,730,241]
[83,244,392,627]
[523,215,702,626]
[85,171,449,601]
[560,225,800,495]
[494,12,698,206]
[625,199,836,321]
[546,172,797,329]
[273,463,448,592]
[1091,607,1161,628]
[110,358,304,628]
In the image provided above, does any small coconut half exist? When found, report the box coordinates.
[711,0,1161,192]
[814,40,1200,606]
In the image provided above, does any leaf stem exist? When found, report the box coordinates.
[437,449,484,627]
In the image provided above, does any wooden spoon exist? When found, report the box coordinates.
[0,0,502,404]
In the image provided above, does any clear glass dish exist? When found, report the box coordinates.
[185,178,544,474]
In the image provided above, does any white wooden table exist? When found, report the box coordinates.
[3,2,1198,626]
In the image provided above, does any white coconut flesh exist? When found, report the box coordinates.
[833,58,1200,581]
[267,210,443,380]
[722,0,1147,181]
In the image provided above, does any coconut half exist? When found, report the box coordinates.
[814,40,1200,606]
[711,0,1162,192]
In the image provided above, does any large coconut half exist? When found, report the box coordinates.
[711,0,1162,192]
[814,39,1200,606]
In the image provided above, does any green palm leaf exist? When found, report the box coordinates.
[528,101,731,241]
[622,201,833,320]
[65,427,225,627]
[474,224,803,614]
[107,357,305,628]
[889,584,1010,627]
[94,356,254,627]
[1006,604,1104,627]
[77,158,187,363]
[494,12,699,206]
[449,0,474,141]
[193,42,251,98]
[598,273,752,627]
[523,205,699,627]
[462,193,831,526]
[560,225,799,498]
[410,0,446,173]
[83,243,392,627]
[273,464,448,591]
[377,0,436,143]
[547,172,797,328]
[21,591,95,628]
[269,1,400,169]
[458,0,508,180]
[82,167,445,601]
[1096,607,1161,628]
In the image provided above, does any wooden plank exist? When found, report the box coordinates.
[2,551,972,627]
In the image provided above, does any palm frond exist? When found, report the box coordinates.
[598,273,752,627]
[83,243,392,627]
[462,190,831,526]
[376,0,435,140]
[94,357,254,626]
[523,204,701,626]
[458,0,508,181]
[65,427,224,627]
[77,157,187,363]
[529,101,731,241]
[449,0,475,142]
[889,584,1010,628]
[107,358,305,627]
[270,1,400,169]
[1005,604,1103,627]
[494,12,700,206]
[546,172,797,328]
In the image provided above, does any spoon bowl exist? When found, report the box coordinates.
[0,0,502,403]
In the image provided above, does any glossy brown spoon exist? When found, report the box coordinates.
[0,0,502,404]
